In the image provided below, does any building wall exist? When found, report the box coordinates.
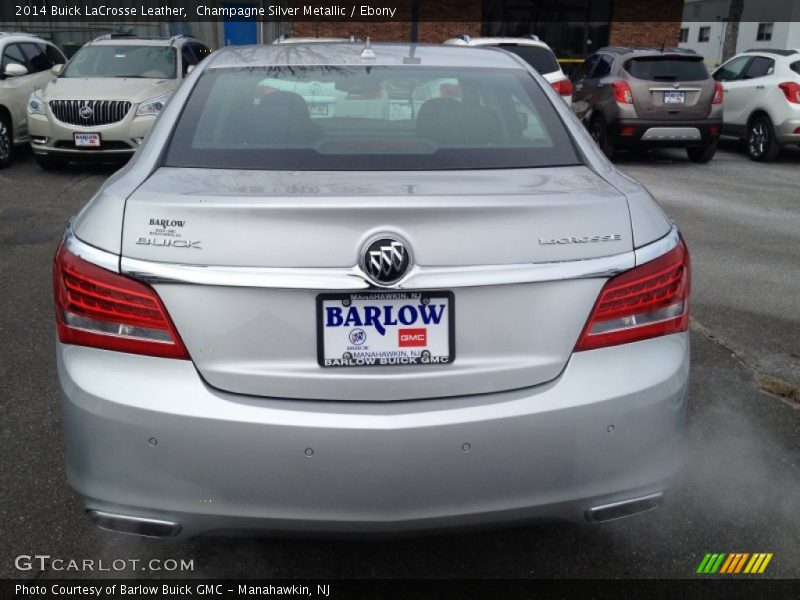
[608,0,682,48]
[679,0,800,66]
[289,20,481,43]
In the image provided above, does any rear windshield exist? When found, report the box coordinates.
[164,66,580,170]
[624,57,709,81]
[494,44,560,75]
[61,45,176,79]
[791,61,800,75]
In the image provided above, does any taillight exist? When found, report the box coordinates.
[778,82,800,104]
[712,81,724,104]
[53,245,189,359]
[551,78,573,96]
[575,238,690,351]
[611,81,633,104]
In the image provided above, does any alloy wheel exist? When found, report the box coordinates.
[0,121,10,163]
[748,122,768,158]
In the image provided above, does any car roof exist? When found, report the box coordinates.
[445,36,552,49]
[598,46,697,56]
[208,42,525,69]
[0,32,49,43]
[90,35,198,47]
[273,37,354,44]
[742,48,799,58]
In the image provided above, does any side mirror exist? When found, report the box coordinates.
[4,63,28,77]
[186,64,196,75]
[51,64,64,76]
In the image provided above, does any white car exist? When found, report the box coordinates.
[712,48,800,161]
[272,35,357,44]
[28,34,210,168]
[444,35,572,105]
[0,32,66,167]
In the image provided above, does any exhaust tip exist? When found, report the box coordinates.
[585,492,663,523]
[87,510,181,538]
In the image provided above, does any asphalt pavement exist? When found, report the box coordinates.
[0,143,798,579]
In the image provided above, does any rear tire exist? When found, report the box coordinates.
[686,140,717,163]
[589,117,614,159]
[747,115,780,162]
[35,154,67,170]
[0,115,12,168]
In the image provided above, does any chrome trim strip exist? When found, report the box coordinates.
[634,225,680,266]
[641,127,701,141]
[73,225,679,289]
[648,87,702,92]
[586,492,664,522]
[64,228,120,273]
[124,259,372,289]
[121,251,636,290]
[87,510,181,538]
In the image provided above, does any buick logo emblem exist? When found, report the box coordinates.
[79,105,94,119]
[361,235,412,286]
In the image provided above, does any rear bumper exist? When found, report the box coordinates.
[774,117,800,145]
[610,119,722,147]
[58,333,689,538]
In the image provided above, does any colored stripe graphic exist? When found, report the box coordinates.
[698,552,773,574]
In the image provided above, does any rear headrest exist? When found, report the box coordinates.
[252,90,322,145]
[417,97,502,147]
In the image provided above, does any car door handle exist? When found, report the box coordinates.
[756,85,765,90]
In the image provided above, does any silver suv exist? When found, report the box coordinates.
[0,32,66,167]
[571,47,723,162]
[28,34,209,168]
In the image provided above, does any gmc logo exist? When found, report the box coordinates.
[398,328,427,347]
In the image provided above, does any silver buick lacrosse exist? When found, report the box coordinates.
[54,42,690,538]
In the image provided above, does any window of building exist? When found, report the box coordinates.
[698,27,710,43]
[679,28,689,43]
[756,23,773,42]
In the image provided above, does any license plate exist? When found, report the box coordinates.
[317,291,454,368]
[73,133,101,147]
[663,91,685,104]
[309,103,329,116]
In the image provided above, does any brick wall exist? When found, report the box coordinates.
[609,0,682,47]
[292,0,683,49]
[290,21,480,44]
[290,0,481,43]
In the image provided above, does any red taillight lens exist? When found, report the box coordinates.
[611,81,633,104]
[575,238,690,351]
[551,78,573,96]
[53,245,189,359]
[712,82,724,104]
[778,82,800,104]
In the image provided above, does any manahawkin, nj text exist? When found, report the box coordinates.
[15,4,398,19]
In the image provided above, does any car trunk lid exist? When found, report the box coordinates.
[121,166,633,401]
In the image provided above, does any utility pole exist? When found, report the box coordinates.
[721,0,744,62]
[410,0,420,43]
